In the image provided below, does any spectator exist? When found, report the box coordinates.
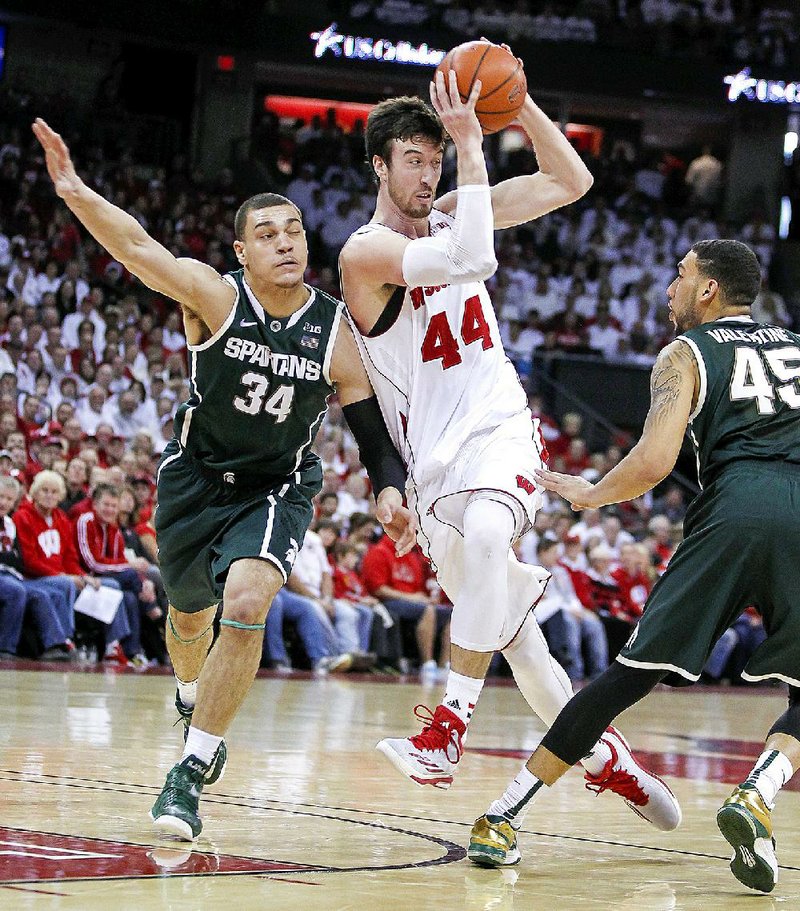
[535,532,608,680]
[361,532,443,677]
[14,469,132,662]
[333,540,400,671]
[0,475,74,661]
[73,482,148,666]
[286,528,372,665]
[262,585,351,672]
[703,607,767,683]
[684,145,723,208]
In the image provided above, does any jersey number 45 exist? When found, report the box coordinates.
[421,294,493,370]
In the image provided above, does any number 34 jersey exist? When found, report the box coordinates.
[678,315,800,488]
[173,269,341,482]
[345,211,530,485]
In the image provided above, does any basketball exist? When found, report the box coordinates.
[436,40,527,135]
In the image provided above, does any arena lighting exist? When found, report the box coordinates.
[724,67,800,104]
[309,22,446,67]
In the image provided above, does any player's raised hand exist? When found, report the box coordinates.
[32,118,83,199]
[375,487,418,557]
[534,467,597,511]
[429,69,483,148]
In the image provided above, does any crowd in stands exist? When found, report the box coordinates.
[0,78,776,682]
[340,0,799,67]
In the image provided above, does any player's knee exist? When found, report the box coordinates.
[169,605,212,637]
[221,590,269,629]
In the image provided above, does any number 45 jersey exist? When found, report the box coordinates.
[345,211,531,485]
[173,269,341,483]
[678,315,800,488]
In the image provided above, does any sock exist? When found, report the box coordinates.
[182,725,223,766]
[487,765,546,830]
[580,736,613,776]
[176,675,198,710]
[442,670,484,725]
[744,749,795,807]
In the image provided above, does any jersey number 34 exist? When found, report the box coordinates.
[421,294,493,370]
[233,372,294,422]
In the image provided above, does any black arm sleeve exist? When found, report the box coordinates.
[342,396,407,497]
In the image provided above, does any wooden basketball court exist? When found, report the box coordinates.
[0,662,797,909]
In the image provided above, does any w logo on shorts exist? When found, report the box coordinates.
[516,474,536,496]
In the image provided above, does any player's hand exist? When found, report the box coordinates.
[534,467,598,511]
[32,118,83,199]
[375,487,418,557]
[429,69,483,148]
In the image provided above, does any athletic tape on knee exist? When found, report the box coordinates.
[219,618,266,631]
[167,611,214,644]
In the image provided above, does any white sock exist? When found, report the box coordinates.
[182,725,223,766]
[487,765,546,829]
[442,670,484,725]
[744,750,795,807]
[176,675,198,710]
[580,737,613,776]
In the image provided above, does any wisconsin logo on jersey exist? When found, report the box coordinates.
[516,474,536,496]
[410,284,449,310]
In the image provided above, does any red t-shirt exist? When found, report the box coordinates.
[360,535,428,596]
[333,565,367,601]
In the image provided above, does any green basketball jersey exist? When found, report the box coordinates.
[173,269,343,483]
[678,316,800,487]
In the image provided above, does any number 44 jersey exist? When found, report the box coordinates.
[678,315,800,488]
[173,269,341,482]
[345,211,531,486]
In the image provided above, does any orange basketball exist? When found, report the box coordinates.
[436,40,527,135]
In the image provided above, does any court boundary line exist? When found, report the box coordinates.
[2,769,799,877]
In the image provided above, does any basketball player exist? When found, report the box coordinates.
[474,240,799,892]
[33,118,416,841]
[339,70,680,832]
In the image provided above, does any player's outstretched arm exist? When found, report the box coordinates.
[330,321,417,555]
[535,340,697,510]
[32,118,231,316]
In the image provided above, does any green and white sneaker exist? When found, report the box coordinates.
[150,755,207,841]
[717,783,778,893]
[175,691,228,785]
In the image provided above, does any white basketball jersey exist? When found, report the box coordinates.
[344,210,529,485]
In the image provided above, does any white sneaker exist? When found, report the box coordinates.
[584,726,682,831]
[376,703,466,789]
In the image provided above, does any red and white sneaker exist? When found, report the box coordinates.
[376,704,466,790]
[584,726,681,831]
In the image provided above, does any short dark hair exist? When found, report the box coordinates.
[365,96,445,182]
[690,240,761,308]
[234,193,300,241]
[92,482,121,502]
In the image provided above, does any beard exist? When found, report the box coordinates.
[675,308,699,334]
[386,178,433,220]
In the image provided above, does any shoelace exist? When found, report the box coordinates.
[410,704,463,765]
[585,747,648,807]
